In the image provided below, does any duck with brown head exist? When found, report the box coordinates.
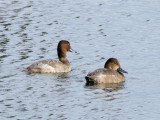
[57,40,73,65]
[85,58,128,84]
[26,40,73,73]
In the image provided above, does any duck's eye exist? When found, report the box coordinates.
[113,62,117,64]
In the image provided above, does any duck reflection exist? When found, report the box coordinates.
[85,82,124,92]
[26,71,70,79]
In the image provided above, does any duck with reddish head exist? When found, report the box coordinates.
[85,58,128,84]
[26,40,73,73]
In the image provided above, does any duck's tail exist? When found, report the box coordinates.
[85,76,95,84]
[26,67,41,73]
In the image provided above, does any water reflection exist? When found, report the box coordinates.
[26,71,70,79]
[0,37,9,63]
[0,0,159,119]
[85,82,124,92]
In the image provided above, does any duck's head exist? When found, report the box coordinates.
[57,40,72,53]
[104,58,128,74]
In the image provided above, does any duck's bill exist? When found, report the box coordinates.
[69,48,79,54]
[118,67,128,74]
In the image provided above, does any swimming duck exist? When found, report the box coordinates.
[26,40,73,73]
[85,58,128,84]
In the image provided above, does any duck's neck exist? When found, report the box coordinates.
[59,57,70,65]
[58,50,70,65]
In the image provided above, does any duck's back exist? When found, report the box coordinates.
[86,68,125,83]
[26,59,71,73]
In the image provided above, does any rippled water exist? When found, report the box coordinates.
[1,0,160,120]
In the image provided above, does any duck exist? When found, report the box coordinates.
[26,40,73,73]
[85,58,128,84]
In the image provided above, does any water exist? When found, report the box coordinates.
[0,0,160,119]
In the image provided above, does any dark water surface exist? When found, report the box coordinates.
[0,0,160,120]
